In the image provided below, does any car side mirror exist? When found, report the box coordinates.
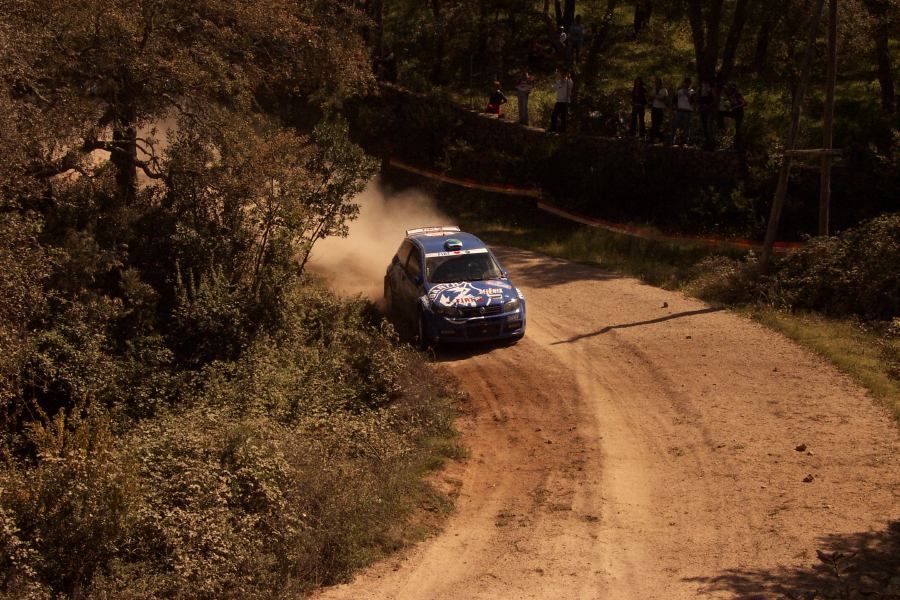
[501,269,509,278]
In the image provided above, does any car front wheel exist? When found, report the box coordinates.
[416,311,431,351]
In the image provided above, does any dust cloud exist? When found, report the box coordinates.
[307,179,451,299]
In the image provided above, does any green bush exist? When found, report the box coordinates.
[764,213,900,320]
[688,253,760,306]
[690,214,900,322]
[1,410,137,599]
[0,283,458,598]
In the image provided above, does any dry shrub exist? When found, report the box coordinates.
[0,283,457,598]
[0,410,137,599]
[689,214,900,321]
[764,214,900,320]
[688,253,760,305]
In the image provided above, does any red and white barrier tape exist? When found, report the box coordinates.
[388,159,541,198]
[388,158,802,252]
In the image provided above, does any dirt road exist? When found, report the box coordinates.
[316,246,899,599]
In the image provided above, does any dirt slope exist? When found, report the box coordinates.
[316,246,899,599]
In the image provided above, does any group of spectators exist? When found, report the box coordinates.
[485,68,574,132]
[631,76,746,150]
[486,70,747,151]
[481,13,749,150]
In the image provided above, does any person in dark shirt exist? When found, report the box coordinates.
[486,81,508,117]
[698,78,719,150]
[723,82,747,151]
[630,77,648,138]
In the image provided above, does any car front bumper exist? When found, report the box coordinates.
[424,308,526,343]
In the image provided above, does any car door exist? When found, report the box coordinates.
[399,246,424,320]
[387,241,414,309]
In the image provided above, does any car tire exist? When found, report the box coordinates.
[416,311,431,351]
[504,333,524,346]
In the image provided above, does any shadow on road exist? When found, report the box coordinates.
[431,339,521,363]
[685,521,900,599]
[551,307,723,345]
[491,246,622,289]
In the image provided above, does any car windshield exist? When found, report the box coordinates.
[426,253,502,283]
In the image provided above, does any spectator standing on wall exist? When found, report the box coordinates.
[569,15,585,60]
[698,78,718,150]
[629,77,648,138]
[724,83,747,151]
[669,77,695,146]
[649,77,668,143]
[515,70,535,125]
[486,80,508,117]
[373,47,397,83]
[549,69,574,133]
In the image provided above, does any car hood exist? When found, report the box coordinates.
[426,279,520,308]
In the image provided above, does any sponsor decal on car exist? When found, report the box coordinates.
[424,248,490,258]
[428,282,506,307]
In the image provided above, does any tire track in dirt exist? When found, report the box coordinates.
[316,246,899,599]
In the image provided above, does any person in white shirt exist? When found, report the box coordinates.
[515,70,535,125]
[649,77,668,143]
[549,69,574,132]
[669,77,695,146]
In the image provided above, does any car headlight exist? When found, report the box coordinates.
[433,303,461,318]
[503,298,520,313]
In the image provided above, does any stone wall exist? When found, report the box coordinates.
[349,84,896,236]
[361,84,743,186]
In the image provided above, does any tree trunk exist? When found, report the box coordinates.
[582,0,620,91]
[633,0,653,36]
[371,0,385,54]
[430,0,446,84]
[752,6,781,75]
[702,0,724,80]
[686,0,707,79]
[719,0,749,83]
[555,0,563,27]
[866,0,895,113]
[110,126,137,206]
[687,0,750,83]
[563,0,576,28]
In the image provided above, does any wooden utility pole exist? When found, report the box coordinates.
[760,0,826,267]
[819,0,837,236]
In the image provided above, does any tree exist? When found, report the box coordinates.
[862,0,897,113]
[685,0,750,82]
[0,0,378,403]
[1,0,372,211]
[750,0,786,75]
[634,0,654,36]
[582,0,621,91]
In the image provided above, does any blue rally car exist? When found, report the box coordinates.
[384,226,526,347]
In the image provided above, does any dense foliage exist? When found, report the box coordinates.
[1,288,456,599]
[689,213,900,321]
[0,1,457,597]
[355,0,898,239]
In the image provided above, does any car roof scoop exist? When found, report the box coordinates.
[444,239,463,251]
